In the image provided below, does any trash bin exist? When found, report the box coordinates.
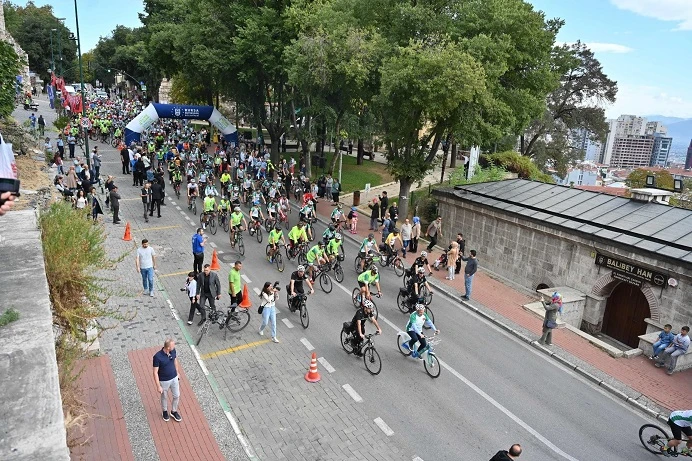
[353,190,361,206]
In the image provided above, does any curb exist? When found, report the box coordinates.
[308,204,672,422]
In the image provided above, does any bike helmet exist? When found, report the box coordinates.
[274,224,282,231]
[234,206,241,211]
[417,266,425,274]
[370,265,378,274]
[191,178,196,183]
[297,265,305,272]
[420,251,427,257]
[253,200,260,205]
[368,233,374,239]
[329,224,335,231]
[334,233,342,240]
[363,300,374,309]
[415,303,426,311]
[233,186,239,191]
[318,241,325,247]
[337,203,343,209]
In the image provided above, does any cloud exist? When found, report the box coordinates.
[586,42,634,53]
[605,83,692,118]
[611,0,692,30]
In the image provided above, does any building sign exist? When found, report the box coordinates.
[595,253,668,287]
[611,270,643,287]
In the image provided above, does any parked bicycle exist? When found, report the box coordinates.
[196,304,251,345]
[340,329,382,375]
[396,332,441,378]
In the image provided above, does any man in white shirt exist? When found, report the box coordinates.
[135,238,157,297]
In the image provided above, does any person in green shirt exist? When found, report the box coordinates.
[267,225,286,262]
[202,193,216,229]
[220,172,231,196]
[306,241,327,280]
[357,265,381,302]
[230,207,247,246]
[227,260,243,315]
[287,222,308,251]
[326,233,342,262]
[217,197,231,227]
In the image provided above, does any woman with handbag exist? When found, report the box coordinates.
[539,292,562,345]
[258,281,280,343]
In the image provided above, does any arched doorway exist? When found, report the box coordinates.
[601,282,650,348]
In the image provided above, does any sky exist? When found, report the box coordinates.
[26,0,692,120]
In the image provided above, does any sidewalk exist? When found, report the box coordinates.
[311,194,691,415]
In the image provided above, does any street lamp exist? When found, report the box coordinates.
[50,29,57,73]
[69,2,89,167]
[56,18,66,76]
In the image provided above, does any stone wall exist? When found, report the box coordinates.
[434,189,692,331]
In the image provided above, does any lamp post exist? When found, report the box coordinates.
[50,29,56,73]
[56,18,66,76]
[70,2,89,168]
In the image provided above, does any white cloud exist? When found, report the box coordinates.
[586,42,634,53]
[611,0,692,30]
[605,83,692,118]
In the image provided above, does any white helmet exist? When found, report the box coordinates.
[363,300,374,309]
[420,251,427,257]
[415,303,426,311]
[335,233,342,240]
[297,265,305,272]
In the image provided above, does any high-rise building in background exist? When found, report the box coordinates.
[650,134,673,167]
[686,140,692,170]
[600,119,618,164]
[610,135,656,169]
[645,121,668,136]
[615,115,647,136]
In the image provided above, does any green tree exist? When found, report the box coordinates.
[626,169,674,190]
[0,41,21,119]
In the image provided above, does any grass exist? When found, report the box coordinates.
[0,308,19,327]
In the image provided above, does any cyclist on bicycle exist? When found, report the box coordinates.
[406,251,433,277]
[242,176,253,202]
[306,241,328,281]
[172,167,183,189]
[267,225,285,263]
[331,203,344,226]
[405,267,433,312]
[219,171,231,196]
[662,410,692,456]
[217,197,231,226]
[230,206,247,245]
[187,179,199,206]
[358,265,381,302]
[349,300,382,356]
[201,193,216,229]
[288,221,308,253]
[167,159,177,182]
[322,224,337,245]
[358,233,379,272]
[325,233,342,262]
[278,193,290,213]
[384,228,403,262]
[266,197,278,221]
[251,188,265,206]
[204,181,219,198]
[198,171,208,190]
[402,304,439,359]
[299,200,315,223]
[249,202,265,228]
[288,265,314,311]
[230,185,241,208]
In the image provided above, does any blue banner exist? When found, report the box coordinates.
[152,104,215,120]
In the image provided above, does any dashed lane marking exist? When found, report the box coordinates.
[317,357,335,373]
[253,287,261,295]
[176,206,181,210]
[281,318,294,329]
[342,384,363,403]
[413,457,424,461]
[217,250,224,254]
[180,211,186,215]
[210,241,217,248]
[241,274,251,284]
[374,417,394,436]
[200,339,272,360]
[300,338,314,351]
[134,225,181,232]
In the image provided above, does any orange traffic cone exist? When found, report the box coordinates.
[239,284,252,309]
[305,352,321,383]
[122,222,132,241]
[210,249,221,270]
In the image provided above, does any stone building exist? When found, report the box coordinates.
[433,179,691,349]
[0,5,30,94]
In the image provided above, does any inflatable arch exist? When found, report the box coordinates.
[124,103,238,146]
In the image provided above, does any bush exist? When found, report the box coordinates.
[449,162,508,186]
[0,308,19,327]
[53,115,70,132]
[480,150,554,183]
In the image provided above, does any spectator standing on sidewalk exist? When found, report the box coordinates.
[400,218,412,257]
[490,444,522,460]
[258,281,280,343]
[195,264,221,325]
[538,292,562,345]
[152,338,182,422]
[655,326,690,375]
[388,201,399,226]
[331,177,341,204]
[460,249,477,300]
[228,261,243,311]
[141,182,153,223]
[56,134,65,159]
[446,241,459,280]
[191,228,207,274]
[379,191,388,222]
[121,145,130,174]
[184,272,200,325]
[104,175,115,209]
[92,147,102,181]
[37,115,45,137]
[136,239,157,297]
[426,216,443,251]
[67,132,76,159]
[452,233,466,274]
[150,178,163,218]
[410,216,421,253]
[110,186,121,224]
[367,198,380,231]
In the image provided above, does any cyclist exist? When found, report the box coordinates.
[198,171,208,190]
[167,158,177,183]
[357,265,381,302]
[661,410,692,456]
[230,206,247,246]
[267,224,286,263]
[357,233,379,272]
[219,171,231,197]
[331,203,344,226]
[230,185,241,208]
[299,200,315,224]
[401,304,439,359]
[171,167,183,192]
[251,188,265,206]
[204,180,219,198]
[248,202,265,230]
[266,197,279,222]
[322,224,337,245]
[217,196,231,227]
[406,251,433,278]
[405,267,433,312]
[384,228,403,263]
[325,233,342,262]
[278,193,290,214]
[288,265,314,311]
[287,221,308,254]
[349,300,382,356]
[306,241,328,281]
[202,193,216,229]
[242,176,253,202]
[186,178,199,207]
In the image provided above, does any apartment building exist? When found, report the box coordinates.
[609,135,655,168]
[650,134,673,167]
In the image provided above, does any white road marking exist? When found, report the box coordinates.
[176,206,181,210]
[281,318,294,329]
[190,222,196,226]
[342,384,363,403]
[210,241,217,248]
[300,337,314,351]
[374,417,394,436]
[241,274,251,284]
[179,211,186,215]
[217,250,224,254]
[170,200,176,205]
[189,344,209,376]
[224,410,258,460]
[253,287,261,295]
[166,299,180,321]
[317,356,335,373]
[413,457,424,461]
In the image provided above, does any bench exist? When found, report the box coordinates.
[638,318,692,373]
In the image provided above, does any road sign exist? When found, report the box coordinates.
[80,117,91,129]
[140,85,147,92]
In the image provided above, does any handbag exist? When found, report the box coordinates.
[258,304,264,315]
[545,319,558,329]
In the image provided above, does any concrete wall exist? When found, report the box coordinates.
[435,190,692,331]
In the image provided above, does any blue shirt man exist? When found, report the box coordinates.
[191,228,206,274]
[152,339,182,422]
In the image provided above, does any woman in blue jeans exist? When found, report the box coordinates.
[258,282,280,343]
[403,304,439,358]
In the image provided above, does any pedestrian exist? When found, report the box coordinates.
[381,212,392,243]
[258,281,280,343]
[331,177,341,204]
[195,264,221,325]
[92,146,102,181]
[379,191,388,221]
[400,218,412,257]
[37,115,45,137]
[183,272,201,325]
[121,145,130,174]
[136,238,157,297]
[460,249,477,300]
[152,338,182,422]
[410,216,421,253]
[655,326,690,375]
[325,174,333,202]
[367,198,379,230]
[67,132,76,159]
[191,228,207,274]
[150,178,163,218]
[141,182,153,223]
[110,186,121,224]
[134,155,146,187]
[56,134,65,159]
[89,186,103,222]
[426,216,443,251]
[104,175,115,209]
[539,292,562,345]
[453,233,466,274]
[228,260,243,310]
[446,241,459,280]
[490,444,522,460]
[388,201,399,226]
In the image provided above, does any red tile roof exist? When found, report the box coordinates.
[574,185,630,196]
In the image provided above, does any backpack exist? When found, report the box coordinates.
[338,182,342,192]
[388,219,396,232]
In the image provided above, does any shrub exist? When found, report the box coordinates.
[53,115,70,132]
[480,150,554,183]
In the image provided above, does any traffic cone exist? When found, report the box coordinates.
[305,352,321,383]
[210,249,221,270]
[122,222,132,241]
[238,284,252,309]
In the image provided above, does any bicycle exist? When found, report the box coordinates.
[396,289,435,323]
[264,215,276,231]
[396,332,441,378]
[310,263,333,294]
[248,219,263,243]
[286,241,308,263]
[287,292,310,329]
[340,328,382,375]
[230,226,245,256]
[218,210,230,233]
[200,212,217,235]
[354,252,381,274]
[173,181,181,198]
[305,217,317,242]
[351,290,380,319]
[379,248,405,277]
[188,195,197,215]
[639,423,692,457]
[277,208,290,229]
[195,304,251,345]
[265,244,285,272]
[325,256,345,283]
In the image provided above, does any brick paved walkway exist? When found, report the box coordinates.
[70,356,135,461]
[312,197,692,412]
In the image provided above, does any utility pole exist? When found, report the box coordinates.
[73,1,89,167]
[56,18,66,76]
[50,29,56,72]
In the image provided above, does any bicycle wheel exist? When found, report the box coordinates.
[363,346,382,375]
[175,187,180,198]
[275,252,284,272]
[300,302,309,329]
[397,292,409,314]
[354,256,363,273]
[264,218,273,230]
[210,217,217,235]
[192,200,197,215]
[222,216,229,232]
[256,227,263,243]
[265,244,272,258]
[284,217,290,229]
[225,309,251,332]
[338,245,345,261]
[378,254,388,268]
[196,321,210,346]
[238,238,245,256]
[425,306,435,325]
[393,258,405,277]
[341,328,354,354]
[419,285,433,305]
[298,250,307,266]
[639,424,669,455]
[352,288,361,308]
[424,353,441,378]
[334,264,344,283]
[403,272,411,287]
[319,272,333,293]
[397,335,412,356]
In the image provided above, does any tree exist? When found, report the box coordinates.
[0,41,21,119]
[521,41,618,175]
[626,169,674,190]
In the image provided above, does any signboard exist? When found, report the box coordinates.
[611,270,643,287]
[594,253,667,287]
[80,117,91,129]
[140,85,147,92]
